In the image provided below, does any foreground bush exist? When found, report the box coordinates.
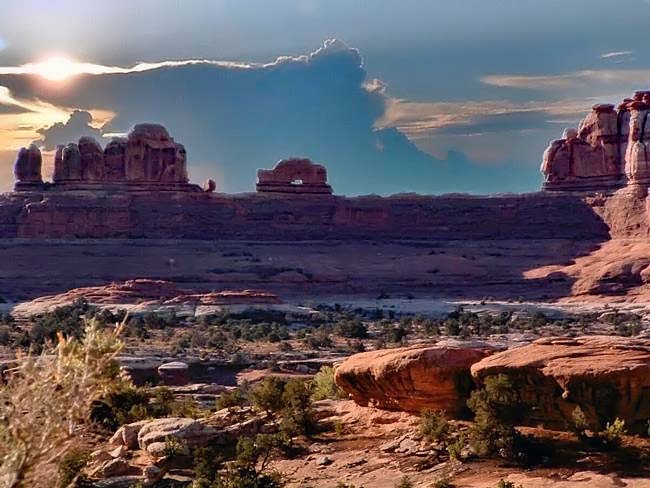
[311,366,346,401]
[420,409,449,443]
[0,321,125,488]
[193,433,287,488]
[467,374,522,458]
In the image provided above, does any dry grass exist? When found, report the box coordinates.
[0,321,126,488]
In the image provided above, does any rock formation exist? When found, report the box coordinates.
[13,144,43,190]
[471,336,650,433]
[10,279,283,317]
[257,158,333,194]
[334,345,494,416]
[15,123,197,192]
[541,91,650,191]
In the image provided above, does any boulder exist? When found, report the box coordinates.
[137,417,217,452]
[109,420,149,449]
[334,345,493,415]
[470,336,650,433]
[158,361,190,386]
[100,458,131,477]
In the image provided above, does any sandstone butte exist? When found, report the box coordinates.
[334,345,493,416]
[471,336,650,433]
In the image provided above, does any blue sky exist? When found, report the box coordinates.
[0,0,649,194]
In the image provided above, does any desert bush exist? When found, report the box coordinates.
[335,320,368,339]
[467,374,522,459]
[420,409,449,443]
[92,385,203,430]
[0,321,125,487]
[446,433,465,460]
[381,323,408,343]
[216,384,251,411]
[278,379,316,437]
[193,433,286,488]
[600,418,626,449]
[433,478,453,488]
[496,480,523,488]
[394,476,413,488]
[250,377,316,437]
[57,449,90,488]
[163,437,188,458]
[311,366,346,401]
[304,331,334,350]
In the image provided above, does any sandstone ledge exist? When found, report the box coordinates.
[471,335,650,432]
[334,345,493,415]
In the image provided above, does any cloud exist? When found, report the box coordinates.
[481,69,650,91]
[0,40,539,195]
[0,39,358,80]
[600,50,634,60]
[35,110,105,150]
[377,97,592,138]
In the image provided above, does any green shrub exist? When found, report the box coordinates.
[600,418,626,450]
[420,409,449,443]
[57,449,90,487]
[570,406,589,437]
[496,480,523,488]
[163,437,188,458]
[433,477,453,488]
[335,320,368,339]
[250,377,316,437]
[394,476,413,488]
[467,374,522,459]
[216,384,251,410]
[311,366,346,401]
[446,433,465,460]
[193,433,286,488]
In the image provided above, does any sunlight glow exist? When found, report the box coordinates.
[27,57,89,81]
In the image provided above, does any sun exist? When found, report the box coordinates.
[29,57,83,81]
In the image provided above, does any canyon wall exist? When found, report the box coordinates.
[0,190,617,240]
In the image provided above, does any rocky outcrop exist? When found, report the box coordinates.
[257,158,332,194]
[541,91,650,191]
[157,362,190,386]
[334,345,494,416]
[16,123,196,192]
[10,279,282,314]
[13,144,43,190]
[471,336,650,433]
[137,418,216,456]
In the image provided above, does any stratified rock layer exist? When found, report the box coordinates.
[334,345,493,415]
[0,191,614,240]
[471,336,650,433]
[10,279,281,315]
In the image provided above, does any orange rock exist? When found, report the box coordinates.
[471,335,650,433]
[334,345,493,416]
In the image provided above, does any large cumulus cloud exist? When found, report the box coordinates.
[35,110,106,150]
[0,40,537,195]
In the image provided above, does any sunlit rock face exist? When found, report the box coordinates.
[15,123,194,192]
[540,92,650,191]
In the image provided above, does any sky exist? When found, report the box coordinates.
[1,0,650,195]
